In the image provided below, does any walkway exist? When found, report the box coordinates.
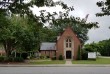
[65,59,72,65]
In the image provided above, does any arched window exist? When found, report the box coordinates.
[66,38,72,48]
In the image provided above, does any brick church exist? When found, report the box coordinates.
[40,27,81,60]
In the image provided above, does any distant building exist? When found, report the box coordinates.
[40,27,81,60]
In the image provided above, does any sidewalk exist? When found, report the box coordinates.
[0,64,110,67]
[65,59,72,66]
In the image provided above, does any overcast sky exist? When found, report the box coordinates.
[63,0,110,43]
[32,0,110,43]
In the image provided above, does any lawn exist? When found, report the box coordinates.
[72,58,110,64]
[29,60,65,64]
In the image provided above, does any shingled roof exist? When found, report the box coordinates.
[40,42,56,50]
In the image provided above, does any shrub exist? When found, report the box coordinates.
[81,52,88,60]
[0,56,4,62]
[3,57,13,62]
[46,56,50,58]
[77,46,81,60]
[7,57,13,62]
[13,57,24,62]
[51,56,56,60]
[3,57,24,62]
[59,55,63,60]
[21,53,28,59]
[40,55,45,59]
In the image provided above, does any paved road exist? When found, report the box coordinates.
[0,67,110,74]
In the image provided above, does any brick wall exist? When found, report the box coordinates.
[56,27,81,60]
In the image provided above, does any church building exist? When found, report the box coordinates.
[40,27,81,60]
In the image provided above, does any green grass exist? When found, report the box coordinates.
[72,58,110,64]
[29,60,65,64]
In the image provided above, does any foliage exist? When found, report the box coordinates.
[0,0,74,57]
[81,42,98,60]
[0,12,16,57]
[40,55,48,59]
[77,45,81,60]
[82,39,110,56]
[0,56,4,62]
[81,51,88,60]
[13,57,24,62]
[51,56,56,60]
[50,17,99,43]
[2,56,24,62]
[0,0,73,24]
[0,0,99,58]
[83,42,97,52]
[97,39,110,56]
[96,0,110,16]
[40,27,57,42]
[0,14,39,57]
[58,55,64,60]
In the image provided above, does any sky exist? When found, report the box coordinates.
[32,0,110,43]
[61,0,110,43]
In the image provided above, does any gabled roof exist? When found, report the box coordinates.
[57,26,81,43]
[40,42,56,50]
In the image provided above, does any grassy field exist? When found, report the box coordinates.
[72,58,110,64]
[29,60,65,64]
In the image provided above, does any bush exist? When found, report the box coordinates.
[77,46,81,60]
[59,55,63,60]
[7,57,13,62]
[3,57,24,62]
[51,56,56,60]
[21,53,28,59]
[46,56,50,58]
[13,57,24,62]
[81,52,88,60]
[0,56,4,62]
[3,57,13,62]
[40,55,45,59]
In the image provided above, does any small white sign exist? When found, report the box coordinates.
[88,52,96,59]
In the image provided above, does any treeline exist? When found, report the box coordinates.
[83,39,110,56]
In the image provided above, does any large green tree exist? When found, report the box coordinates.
[83,39,110,56]
[0,0,74,57]
[97,39,110,56]
[0,0,99,57]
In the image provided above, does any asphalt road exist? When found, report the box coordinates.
[0,67,110,74]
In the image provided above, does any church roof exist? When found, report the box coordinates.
[40,42,56,50]
[57,26,81,43]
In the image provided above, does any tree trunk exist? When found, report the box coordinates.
[3,39,13,57]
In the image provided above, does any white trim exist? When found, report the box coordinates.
[64,37,74,60]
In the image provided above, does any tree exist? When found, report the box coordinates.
[96,0,110,29]
[0,11,14,57]
[0,0,99,57]
[83,42,97,52]
[97,39,110,56]
[96,0,110,16]
[40,27,57,42]
[0,0,74,23]
[0,0,73,57]
[50,17,99,43]
[82,39,110,56]
[0,13,42,57]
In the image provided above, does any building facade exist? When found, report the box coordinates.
[40,27,81,60]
